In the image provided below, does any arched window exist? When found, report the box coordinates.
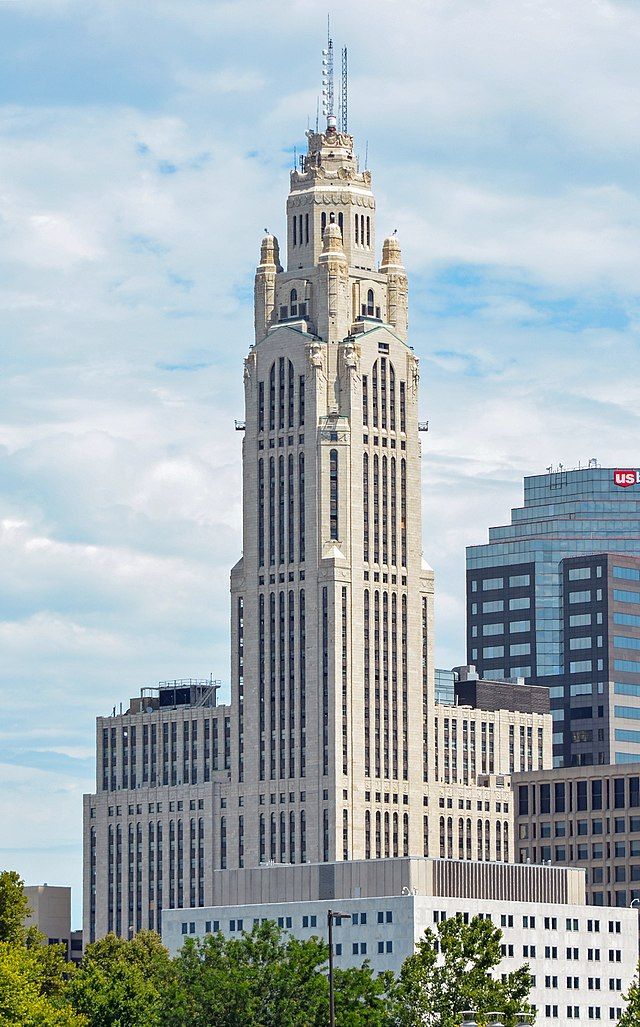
[403,812,409,857]
[367,288,375,316]
[338,211,344,235]
[321,211,327,233]
[290,288,298,317]
[365,809,371,859]
[392,811,399,858]
[384,811,390,858]
[375,810,382,859]
[269,362,276,431]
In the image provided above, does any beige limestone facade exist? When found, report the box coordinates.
[83,119,552,942]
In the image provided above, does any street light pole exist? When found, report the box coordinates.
[327,908,352,1027]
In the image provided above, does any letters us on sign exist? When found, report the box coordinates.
[613,469,639,488]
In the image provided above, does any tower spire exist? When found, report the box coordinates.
[321,17,335,128]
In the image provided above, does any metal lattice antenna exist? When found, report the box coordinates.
[341,46,348,133]
[321,17,334,120]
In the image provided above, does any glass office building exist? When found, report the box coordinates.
[466,467,640,767]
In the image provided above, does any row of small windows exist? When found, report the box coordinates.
[257,454,305,567]
[258,360,304,433]
[290,211,371,247]
[362,359,405,432]
[518,776,640,815]
[470,573,531,592]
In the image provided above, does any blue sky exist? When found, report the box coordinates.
[1,0,639,925]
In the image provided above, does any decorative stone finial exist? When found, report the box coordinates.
[321,217,345,256]
[380,233,403,270]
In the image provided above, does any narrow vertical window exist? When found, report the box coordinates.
[329,449,339,540]
[278,455,285,564]
[374,590,381,778]
[375,810,381,859]
[363,453,369,563]
[367,288,375,317]
[365,809,371,859]
[390,457,397,566]
[299,374,305,427]
[288,360,294,428]
[288,590,295,778]
[258,459,265,566]
[392,811,399,858]
[361,214,365,245]
[355,213,359,244]
[298,453,305,561]
[290,289,298,318]
[293,216,297,246]
[366,215,371,246]
[322,588,329,776]
[300,810,306,863]
[343,808,349,861]
[402,593,408,780]
[259,813,265,862]
[338,211,344,236]
[321,211,327,233]
[269,363,276,431]
[305,212,309,244]
[389,364,396,431]
[259,594,265,780]
[400,381,406,433]
[258,381,264,432]
[278,591,285,780]
[278,357,285,429]
[288,454,294,562]
[373,454,380,564]
[400,458,407,567]
[362,375,368,426]
[364,589,371,777]
[341,586,348,776]
[391,591,398,780]
[382,455,388,565]
[289,810,296,864]
[299,214,303,245]
[383,590,390,779]
[269,457,275,565]
[237,596,244,782]
[299,588,306,777]
[269,593,276,779]
[372,361,379,427]
[323,809,329,862]
[380,357,387,429]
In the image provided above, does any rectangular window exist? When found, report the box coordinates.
[614,566,640,582]
[615,706,640,720]
[614,635,640,651]
[613,589,640,605]
[570,591,592,604]
[483,623,504,636]
[570,614,592,627]
[482,600,504,613]
[615,659,640,674]
[615,728,640,743]
[509,597,530,610]
[510,620,530,633]
[482,577,504,591]
[615,682,640,697]
[614,611,640,628]
[569,567,591,580]
[483,646,504,659]
[570,637,592,650]
[570,661,593,673]
[510,643,531,656]
[509,574,530,587]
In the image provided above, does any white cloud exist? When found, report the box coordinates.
[0,0,639,918]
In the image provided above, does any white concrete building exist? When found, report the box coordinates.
[163,858,638,1027]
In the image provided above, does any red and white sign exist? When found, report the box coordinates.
[613,469,640,488]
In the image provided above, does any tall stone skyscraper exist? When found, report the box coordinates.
[231,116,435,867]
[84,110,550,942]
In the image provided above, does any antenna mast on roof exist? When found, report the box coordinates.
[341,46,348,132]
[321,16,334,121]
